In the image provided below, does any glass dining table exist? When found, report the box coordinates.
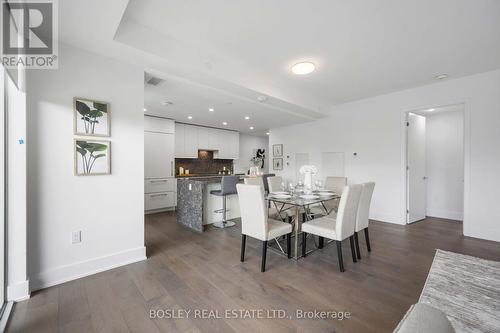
[266,191,340,260]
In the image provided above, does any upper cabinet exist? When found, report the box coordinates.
[174,123,239,160]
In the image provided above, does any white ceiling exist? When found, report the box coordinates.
[58,0,500,133]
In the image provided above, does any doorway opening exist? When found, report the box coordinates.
[405,104,465,225]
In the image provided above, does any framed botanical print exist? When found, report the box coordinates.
[273,158,283,170]
[74,97,110,137]
[74,139,111,175]
[273,144,283,157]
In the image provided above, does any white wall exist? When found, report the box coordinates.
[271,69,500,242]
[27,43,146,290]
[234,134,269,174]
[426,109,464,220]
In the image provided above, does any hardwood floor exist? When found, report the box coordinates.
[7,214,500,333]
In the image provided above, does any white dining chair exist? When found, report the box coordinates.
[308,176,348,218]
[244,176,265,187]
[324,176,347,193]
[267,176,283,193]
[247,176,293,223]
[301,184,362,272]
[237,184,293,272]
[354,182,375,259]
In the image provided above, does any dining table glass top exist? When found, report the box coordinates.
[265,191,340,206]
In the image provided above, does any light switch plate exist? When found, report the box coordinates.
[72,231,82,244]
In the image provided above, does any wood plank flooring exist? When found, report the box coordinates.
[6,214,500,333]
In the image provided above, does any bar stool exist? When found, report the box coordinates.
[211,175,240,228]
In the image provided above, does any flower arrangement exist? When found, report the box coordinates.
[299,165,318,175]
[250,156,264,167]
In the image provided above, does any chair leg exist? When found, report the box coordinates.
[336,241,345,272]
[302,232,307,257]
[354,232,361,259]
[318,236,324,249]
[240,234,246,262]
[287,233,292,259]
[261,240,268,272]
[364,228,371,252]
[349,236,357,263]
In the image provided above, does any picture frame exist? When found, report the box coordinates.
[74,139,111,176]
[273,158,283,170]
[273,144,283,157]
[74,97,110,137]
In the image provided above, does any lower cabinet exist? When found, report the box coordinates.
[144,178,176,213]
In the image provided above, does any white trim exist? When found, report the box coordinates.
[426,210,464,221]
[6,280,30,302]
[30,246,146,291]
[370,213,405,225]
[0,301,14,332]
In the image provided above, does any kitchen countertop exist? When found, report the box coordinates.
[176,174,245,184]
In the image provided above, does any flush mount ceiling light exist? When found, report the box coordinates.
[208,108,214,112]
[291,62,316,75]
[244,116,250,120]
[434,74,448,80]
[249,126,254,130]
[222,122,228,126]
[187,116,193,119]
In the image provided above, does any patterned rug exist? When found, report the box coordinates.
[419,250,500,333]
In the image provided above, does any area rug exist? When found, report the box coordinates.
[419,249,500,333]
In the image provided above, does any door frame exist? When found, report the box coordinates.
[401,102,470,229]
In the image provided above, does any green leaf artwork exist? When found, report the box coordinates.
[76,140,108,174]
[75,99,108,135]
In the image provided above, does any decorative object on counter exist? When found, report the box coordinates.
[273,144,283,157]
[273,158,283,170]
[179,166,184,175]
[185,169,190,175]
[250,155,264,176]
[74,139,111,175]
[299,165,318,194]
[74,97,110,137]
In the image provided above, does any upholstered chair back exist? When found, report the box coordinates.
[355,182,375,232]
[335,184,362,240]
[325,176,347,194]
[237,184,268,240]
[244,176,265,189]
[267,176,283,193]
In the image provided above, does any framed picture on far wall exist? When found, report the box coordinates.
[74,139,111,176]
[273,158,283,170]
[74,97,110,137]
[273,144,283,157]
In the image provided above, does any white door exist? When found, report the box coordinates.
[0,67,5,308]
[145,132,174,178]
[407,113,427,223]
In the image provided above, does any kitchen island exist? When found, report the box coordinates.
[176,175,243,232]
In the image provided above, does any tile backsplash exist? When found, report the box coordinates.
[175,150,233,176]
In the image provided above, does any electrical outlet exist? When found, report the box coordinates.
[72,231,82,244]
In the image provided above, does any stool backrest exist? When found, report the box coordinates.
[355,182,375,232]
[335,184,362,240]
[220,175,240,195]
[237,184,268,240]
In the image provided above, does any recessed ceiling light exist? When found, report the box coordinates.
[244,116,250,120]
[187,116,193,119]
[266,132,270,136]
[143,108,147,112]
[222,122,228,126]
[427,108,435,112]
[249,126,254,130]
[435,74,448,80]
[209,108,214,112]
[291,62,316,75]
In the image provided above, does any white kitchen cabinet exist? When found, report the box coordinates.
[208,128,220,150]
[174,123,185,157]
[197,126,210,150]
[145,116,176,213]
[144,116,175,133]
[145,131,174,178]
[184,125,198,157]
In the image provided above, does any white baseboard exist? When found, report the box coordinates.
[30,246,146,291]
[369,212,405,225]
[427,209,463,221]
[7,280,30,302]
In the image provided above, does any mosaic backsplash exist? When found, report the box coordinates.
[175,150,233,176]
